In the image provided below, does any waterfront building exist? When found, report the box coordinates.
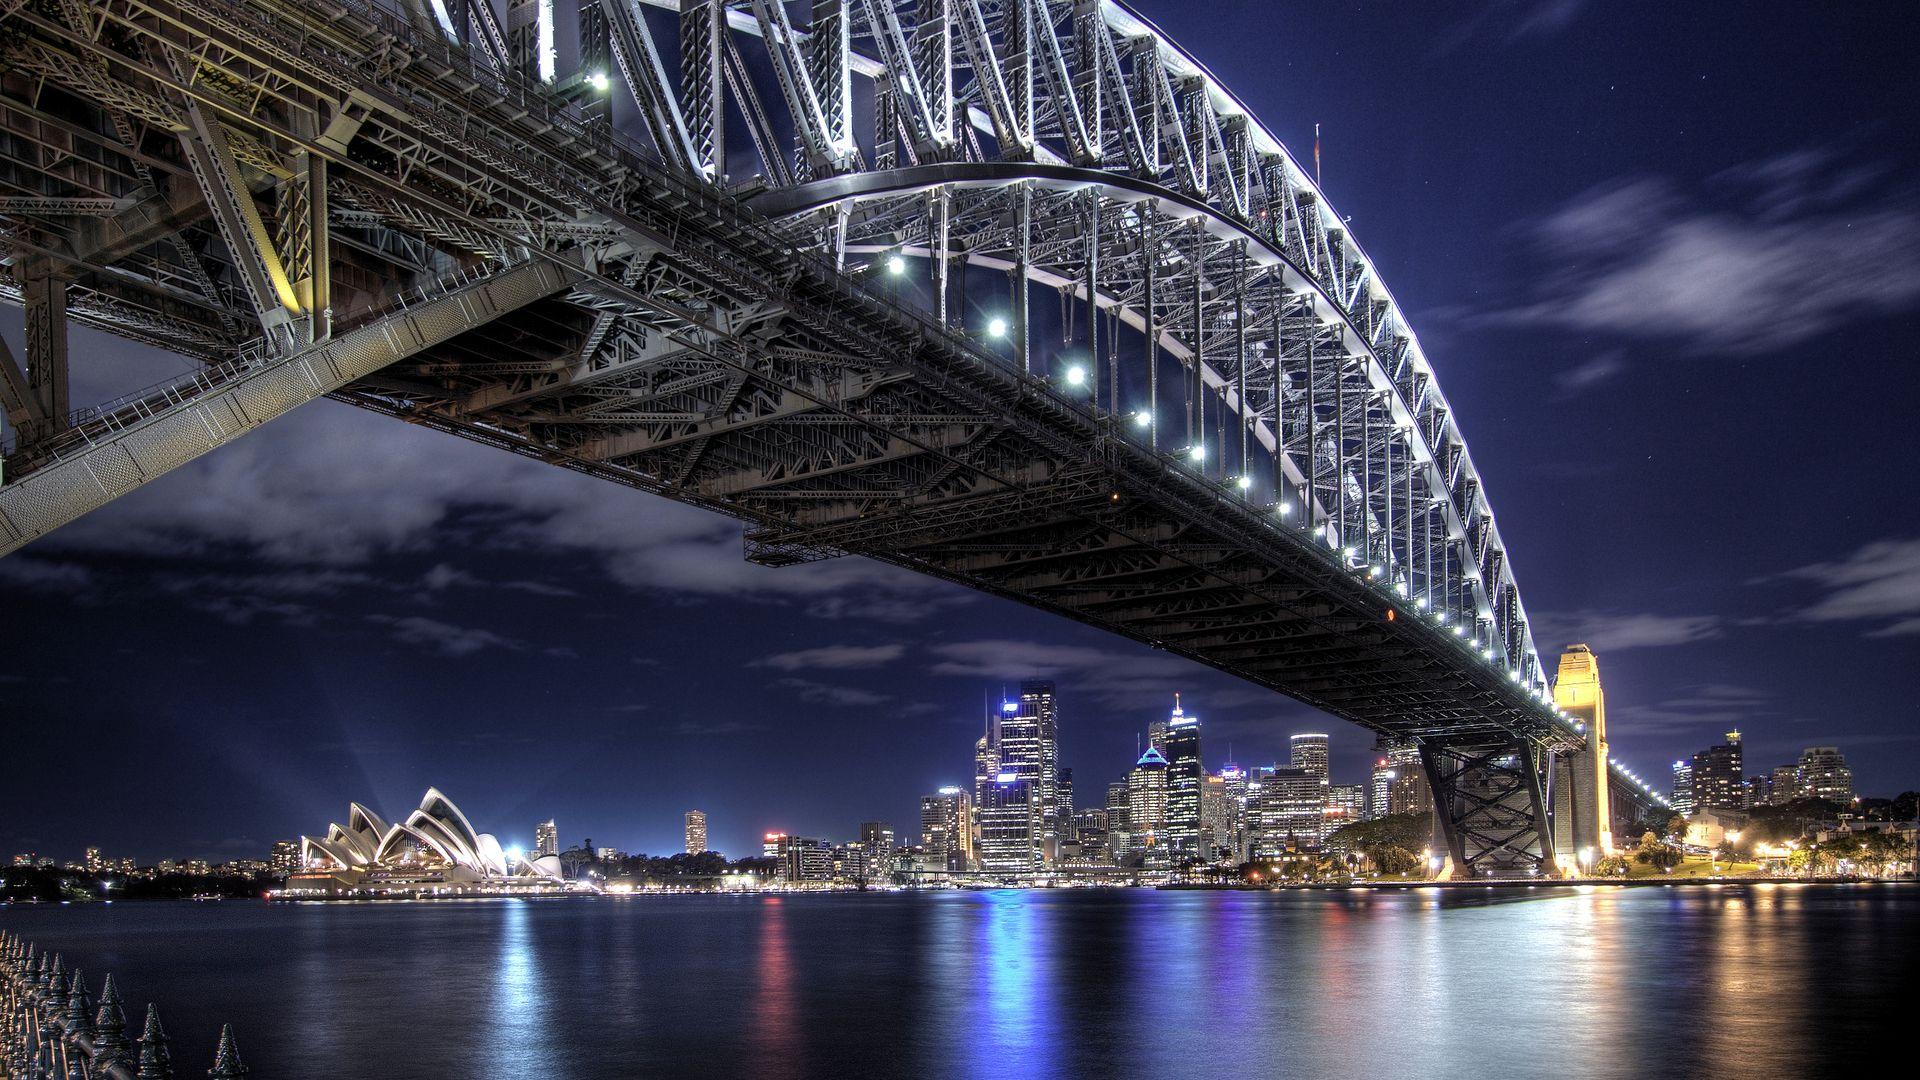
[772,835,833,883]
[684,811,707,855]
[979,774,1044,877]
[1770,764,1802,804]
[1797,746,1854,805]
[1251,767,1324,857]
[1690,731,1745,813]
[1127,746,1170,857]
[1326,784,1367,838]
[288,789,569,898]
[1073,807,1111,864]
[1201,774,1234,861]
[920,787,974,871]
[1553,643,1615,855]
[1163,697,1205,856]
[1105,780,1132,860]
[1671,759,1695,815]
[1290,732,1330,784]
[535,819,559,858]
[269,840,300,873]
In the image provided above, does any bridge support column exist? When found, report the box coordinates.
[1421,737,1559,879]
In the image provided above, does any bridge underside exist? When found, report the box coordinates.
[0,0,1638,877]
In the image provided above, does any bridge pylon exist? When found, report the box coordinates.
[1421,737,1562,879]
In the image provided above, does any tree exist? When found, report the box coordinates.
[1594,854,1631,878]
[1370,846,1420,876]
[1635,841,1682,873]
[1786,846,1813,878]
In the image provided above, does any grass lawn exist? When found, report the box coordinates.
[1622,855,1761,880]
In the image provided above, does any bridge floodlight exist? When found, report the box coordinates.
[1188,444,1206,463]
[1132,411,1153,428]
[1341,545,1355,560]
[587,71,610,93]
[1235,475,1252,491]
[885,254,907,276]
[1064,364,1088,387]
[986,316,1009,338]
[1277,501,1293,516]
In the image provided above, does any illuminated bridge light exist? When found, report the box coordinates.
[885,254,907,276]
[987,316,1009,339]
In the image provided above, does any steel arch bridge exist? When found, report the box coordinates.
[0,0,1666,875]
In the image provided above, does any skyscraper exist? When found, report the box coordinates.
[1553,643,1614,854]
[1671,760,1695,816]
[1326,784,1367,838]
[535,819,559,858]
[1690,730,1745,813]
[1251,767,1324,857]
[1770,764,1801,805]
[1377,738,1432,817]
[684,810,707,856]
[979,773,1044,877]
[1127,746,1170,857]
[1796,746,1854,805]
[921,787,973,871]
[1370,758,1395,820]
[991,682,1063,860]
[1162,697,1204,857]
[973,702,1003,852]
[1218,761,1249,860]
[1105,780,1131,860]
[1290,732,1330,783]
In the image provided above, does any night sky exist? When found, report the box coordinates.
[4,0,1918,864]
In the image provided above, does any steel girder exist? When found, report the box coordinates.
[0,1,1593,799]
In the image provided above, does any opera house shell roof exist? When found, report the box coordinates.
[298,788,564,886]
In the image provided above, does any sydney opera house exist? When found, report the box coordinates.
[282,788,583,899]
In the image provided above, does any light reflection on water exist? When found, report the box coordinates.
[1,885,1911,1079]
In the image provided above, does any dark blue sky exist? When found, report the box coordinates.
[4,0,1918,863]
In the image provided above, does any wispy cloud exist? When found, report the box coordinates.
[1772,537,1920,638]
[774,677,891,707]
[926,638,1202,707]
[366,614,523,657]
[755,644,906,671]
[0,556,94,592]
[1492,146,1920,354]
[1554,350,1626,398]
[1535,610,1723,652]
[1435,0,1589,54]
[1612,683,1770,738]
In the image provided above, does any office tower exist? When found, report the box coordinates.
[1057,766,1076,842]
[1376,738,1433,816]
[995,681,1062,859]
[763,832,788,859]
[269,840,300,873]
[1218,761,1249,860]
[978,774,1044,877]
[1290,732,1330,783]
[1326,784,1367,838]
[1163,697,1204,856]
[1127,746,1170,856]
[1073,807,1111,863]
[1770,764,1801,805]
[771,835,832,882]
[1690,730,1745,812]
[1251,767,1324,857]
[974,704,1002,851]
[1201,773,1234,861]
[1796,746,1854,805]
[1370,758,1395,820]
[1553,643,1614,854]
[684,810,708,855]
[1745,774,1773,808]
[1147,719,1169,754]
[1671,760,1695,816]
[535,819,559,858]
[921,787,974,871]
[1105,780,1132,860]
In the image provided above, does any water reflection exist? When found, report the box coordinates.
[1,885,1911,1078]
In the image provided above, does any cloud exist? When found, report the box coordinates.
[1553,351,1625,398]
[1436,1,1589,52]
[774,677,891,707]
[926,638,1205,707]
[32,400,959,616]
[0,557,94,592]
[672,719,768,736]
[1492,148,1920,354]
[366,614,523,657]
[1534,610,1723,653]
[1612,683,1770,738]
[755,644,906,671]
[1774,537,1920,637]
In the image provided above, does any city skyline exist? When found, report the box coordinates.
[4,0,1919,866]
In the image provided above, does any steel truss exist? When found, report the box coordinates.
[0,0,1654,871]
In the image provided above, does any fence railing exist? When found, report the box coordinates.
[0,929,250,1079]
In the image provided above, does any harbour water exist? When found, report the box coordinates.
[2,884,1912,1079]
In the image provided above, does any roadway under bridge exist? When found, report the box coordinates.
[0,0,1665,875]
